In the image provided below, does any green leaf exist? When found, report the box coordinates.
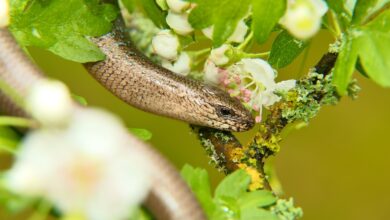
[10,0,118,63]
[0,126,20,153]
[138,0,168,28]
[356,10,390,87]
[187,0,251,47]
[252,0,286,44]
[332,36,358,95]
[238,190,277,209]
[129,128,153,141]
[240,207,280,220]
[181,165,215,216]
[71,94,88,106]
[353,0,378,24]
[214,170,251,199]
[353,0,390,24]
[269,30,308,68]
[121,0,136,12]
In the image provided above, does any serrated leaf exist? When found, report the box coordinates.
[356,10,390,87]
[10,0,118,63]
[215,170,251,199]
[181,164,215,216]
[187,0,251,47]
[332,36,358,95]
[129,128,153,141]
[269,30,308,68]
[238,190,277,209]
[252,0,286,44]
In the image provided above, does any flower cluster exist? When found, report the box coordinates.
[204,59,296,122]
[6,79,153,220]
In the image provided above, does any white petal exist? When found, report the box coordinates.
[209,44,231,66]
[166,0,191,13]
[275,80,296,91]
[241,58,276,88]
[227,20,248,43]
[162,52,192,76]
[203,60,220,85]
[202,26,213,39]
[166,11,194,35]
[152,29,180,60]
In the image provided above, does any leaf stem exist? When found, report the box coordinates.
[330,11,342,37]
[237,32,254,51]
[241,51,270,59]
[0,116,37,128]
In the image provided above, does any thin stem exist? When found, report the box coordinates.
[330,11,342,37]
[241,51,270,59]
[0,116,36,127]
[237,32,254,51]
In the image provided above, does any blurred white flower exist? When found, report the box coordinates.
[166,11,194,35]
[280,0,328,40]
[202,20,248,43]
[0,0,9,28]
[209,44,232,66]
[6,108,152,220]
[152,29,180,60]
[162,52,192,76]
[26,79,74,127]
[216,59,296,123]
[166,0,191,13]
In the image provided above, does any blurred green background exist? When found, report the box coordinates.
[4,31,390,220]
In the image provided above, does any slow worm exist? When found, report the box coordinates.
[0,28,205,220]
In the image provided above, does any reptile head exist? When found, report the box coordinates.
[196,85,255,132]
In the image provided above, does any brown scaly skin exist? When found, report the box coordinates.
[84,19,255,132]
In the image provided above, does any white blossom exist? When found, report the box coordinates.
[26,79,74,127]
[209,44,232,66]
[162,52,192,76]
[166,0,191,13]
[6,108,152,220]
[280,0,328,40]
[215,58,296,122]
[0,0,9,28]
[166,11,194,35]
[202,20,248,43]
[152,29,180,60]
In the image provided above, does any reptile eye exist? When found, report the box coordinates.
[217,106,235,118]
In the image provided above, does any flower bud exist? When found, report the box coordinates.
[0,0,10,28]
[152,29,180,60]
[203,60,221,85]
[209,44,233,66]
[162,52,192,76]
[166,0,191,13]
[26,79,74,127]
[166,11,194,35]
